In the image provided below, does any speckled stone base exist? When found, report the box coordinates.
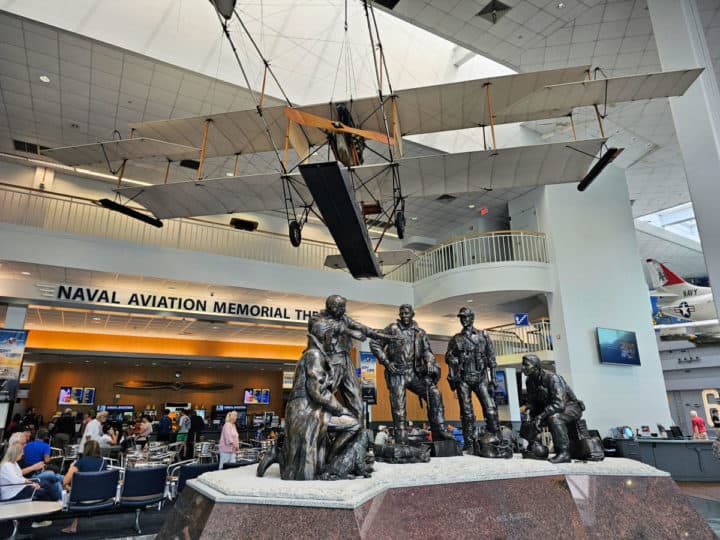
[157,456,715,539]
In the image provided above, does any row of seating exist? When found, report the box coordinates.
[1,458,241,538]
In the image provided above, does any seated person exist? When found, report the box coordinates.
[99,425,119,448]
[24,429,54,470]
[134,416,153,448]
[0,443,60,502]
[10,432,63,501]
[61,440,106,534]
[447,424,464,447]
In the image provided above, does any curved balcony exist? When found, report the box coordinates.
[385,230,550,283]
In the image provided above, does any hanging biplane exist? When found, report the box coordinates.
[39,0,702,279]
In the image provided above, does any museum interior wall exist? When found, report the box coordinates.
[510,166,673,432]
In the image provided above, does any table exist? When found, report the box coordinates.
[0,500,63,540]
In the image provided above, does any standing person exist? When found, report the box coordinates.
[176,409,191,458]
[445,307,501,451]
[691,410,709,440]
[157,409,172,442]
[188,410,205,458]
[84,411,107,444]
[51,408,76,450]
[369,304,455,445]
[218,411,240,469]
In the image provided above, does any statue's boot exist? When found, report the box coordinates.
[548,420,572,464]
[484,412,501,435]
[461,417,476,452]
[256,444,278,477]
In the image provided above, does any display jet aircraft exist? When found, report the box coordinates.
[647,258,719,334]
[40,12,701,281]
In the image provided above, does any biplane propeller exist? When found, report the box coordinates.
[38,0,702,279]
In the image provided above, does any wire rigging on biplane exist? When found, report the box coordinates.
[37,0,703,279]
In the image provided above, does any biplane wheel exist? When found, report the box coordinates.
[395,211,406,240]
[289,220,302,247]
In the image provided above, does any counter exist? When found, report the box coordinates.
[637,438,720,481]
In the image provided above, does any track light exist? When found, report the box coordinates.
[577,148,622,192]
[210,0,237,19]
[96,198,163,228]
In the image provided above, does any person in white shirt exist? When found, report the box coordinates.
[0,443,42,501]
[84,411,107,444]
[99,426,119,448]
[374,425,389,447]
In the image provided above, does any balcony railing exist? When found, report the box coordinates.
[0,185,550,283]
[486,319,553,357]
[385,230,550,282]
[0,184,337,270]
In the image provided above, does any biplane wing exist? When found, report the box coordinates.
[116,138,605,220]
[126,66,591,159]
[41,138,199,166]
[496,68,703,124]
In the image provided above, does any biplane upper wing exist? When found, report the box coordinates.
[495,68,703,124]
[127,66,591,159]
[40,138,199,166]
[116,138,605,220]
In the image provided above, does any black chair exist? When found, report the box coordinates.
[119,466,167,534]
[177,462,219,493]
[67,469,120,512]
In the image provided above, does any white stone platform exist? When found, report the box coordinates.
[189,455,669,509]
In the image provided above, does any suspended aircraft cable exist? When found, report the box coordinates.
[361,0,406,247]
[214,10,286,174]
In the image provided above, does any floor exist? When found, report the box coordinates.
[1,503,173,540]
[678,482,720,537]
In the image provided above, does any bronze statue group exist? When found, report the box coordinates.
[257,295,602,481]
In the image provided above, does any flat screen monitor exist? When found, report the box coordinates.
[58,386,73,405]
[252,414,265,427]
[596,327,640,366]
[243,388,255,404]
[494,371,508,406]
[58,386,95,405]
[260,389,270,404]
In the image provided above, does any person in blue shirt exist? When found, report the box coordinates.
[447,424,464,447]
[157,409,172,442]
[23,430,52,467]
[62,440,106,534]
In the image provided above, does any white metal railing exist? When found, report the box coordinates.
[385,230,550,282]
[487,319,553,357]
[0,185,337,270]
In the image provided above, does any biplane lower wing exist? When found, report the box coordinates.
[350,138,607,201]
[116,139,605,220]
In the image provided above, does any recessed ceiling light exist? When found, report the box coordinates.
[409,216,418,221]
[39,75,51,83]
[152,362,157,366]
[225,172,234,177]
[556,2,566,8]
[468,204,476,209]
[21,271,31,276]
[212,326,220,330]
[91,316,102,321]
[467,299,474,303]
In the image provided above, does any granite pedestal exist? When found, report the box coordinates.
[157,455,714,539]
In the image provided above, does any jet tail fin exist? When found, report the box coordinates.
[646,258,698,295]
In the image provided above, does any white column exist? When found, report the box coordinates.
[648,0,720,319]
[509,167,672,433]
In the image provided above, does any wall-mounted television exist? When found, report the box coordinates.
[58,386,95,405]
[244,388,271,404]
[596,327,640,366]
[243,388,255,404]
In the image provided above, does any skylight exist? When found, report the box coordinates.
[636,202,699,243]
